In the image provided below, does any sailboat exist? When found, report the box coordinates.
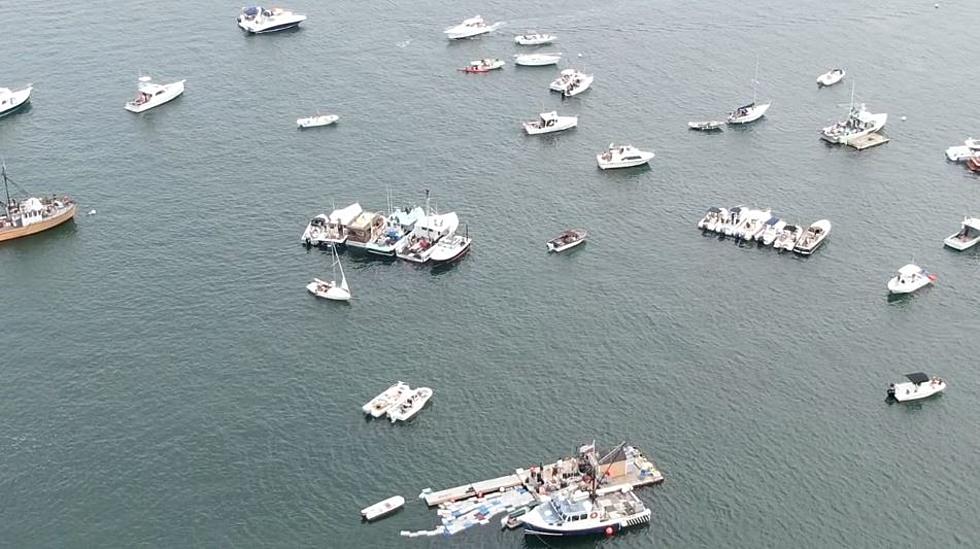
[727,58,771,124]
[306,245,351,301]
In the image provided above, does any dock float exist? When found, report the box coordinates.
[420,474,524,507]
[848,132,889,150]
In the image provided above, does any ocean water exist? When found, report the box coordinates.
[2,0,980,547]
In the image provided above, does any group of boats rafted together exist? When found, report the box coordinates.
[362,382,434,423]
[697,206,832,255]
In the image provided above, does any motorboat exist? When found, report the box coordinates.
[688,120,724,131]
[596,143,654,170]
[0,163,77,243]
[297,113,338,128]
[429,227,472,263]
[821,103,887,144]
[887,373,946,403]
[887,264,936,294]
[743,210,774,241]
[794,219,831,255]
[965,137,980,150]
[697,207,724,231]
[362,381,412,418]
[388,387,433,422]
[124,76,184,113]
[395,211,460,263]
[727,102,770,124]
[522,486,651,537]
[943,217,980,250]
[345,211,386,249]
[734,209,771,240]
[547,229,587,252]
[459,58,505,73]
[515,33,556,46]
[501,504,538,529]
[945,145,975,162]
[321,202,363,246]
[365,204,427,256]
[237,6,306,33]
[0,84,32,118]
[817,68,846,87]
[523,111,577,135]
[514,53,562,66]
[549,69,593,97]
[773,224,803,251]
[301,213,329,246]
[306,246,351,302]
[361,496,406,522]
[444,15,501,40]
[716,206,742,236]
[759,218,786,245]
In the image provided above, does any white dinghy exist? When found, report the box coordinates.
[817,68,846,87]
[361,496,406,522]
[886,264,936,295]
[514,53,562,66]
[943,217,980,250]
[388,387,433,422]
[523,111,577,135]
[362,382,412,418]
[306,246,351,301]
[515,33,556,45]
[297,113,339,128]
[888,372,946,402]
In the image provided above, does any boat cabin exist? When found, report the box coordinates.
[347,211,384,244]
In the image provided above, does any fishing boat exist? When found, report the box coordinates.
[297,113,339,128]
[362,381,412,418]
[395,197,460,263]
[688,120,724,131]
[816,68,846,87]
[549,69,593,97]
[773,224,803,251]
[514,53,562,66]
[237,6,306,33]
[388,387,433,422]
[345,211,386,249]
[523,111,577,135]
[522,485,651,537]
[444,15,501,40]
[459,58,505,73]
[515,33,556,45]
[888,373,946,402]
[361,496,406,522]
[596,144,654,170]
[429,226,472,263]
[0,84,32,118]
[123,76,185,113]
[547,229,587,252]
[365,201,427,257]
[727,59,770,124]
[321,202,363,246]
[306,246,351,302]
[944,217,980,250]
[0,163,77,243]
[887,264,936,295]
[793,220,831,255]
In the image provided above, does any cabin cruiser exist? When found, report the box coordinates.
[888,373,946,403]
[727,102,770,124]
[887,264,935,295]
[758,218,786,245]
[388,387,433,422]
[514,53,562,66]
[321,203,363,246]
[458,58,505,73]
[596,144,654,170]
[362,382,411,418]
[549,69,593,97]
[688,120,724,131]
[444,15,501,40]
[944,217,980,250]
[522,486,651,537]
[364,205,427,256]
[515,33,556,45]
[361,496,405,522]
[237,6,306,33]
[124,76,184,113]
[794,219,831,255]
[429,229,472,263]
[523,111,577,135]
[817,68,846,87]
[396,212,460,263]
[820,103,887,144]
[0,84,32,118]
[0,164,77,243]
[773,224,803,251]
[297,113,338,128]
[345,211,386,249]
[547,229,587,252]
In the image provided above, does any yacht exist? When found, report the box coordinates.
[549,69,593,97]
[758,218,786,245]
[944,217,980,250]
[429,227,472,264]
[888,373,946,403]
[522,486,651,537]
[444,15,501,40]
[515,33,556,45]
[793,220,831,255]
[596,144,654,170]
[547,229,587,252]
[523,111,578,135]
[297,113,338,128]
[688,120,724,131]
[773,224,803,251]
[345,211,386,250]
[0,163,77,243]
[388,387,433,422]
[396,211,460,263]
[364,204,427,257]
[887,264,936,295]
[514,53,562,66]
[362,381,411,418]
[816,68,846,87]
[361,496,405,522]
[237,6,306,33]
[321,202,363,246]
[124,76,184,113]
[820,103,887,144]
[0,84,32,118]
[728,59,771,124]
[306,246,351,302]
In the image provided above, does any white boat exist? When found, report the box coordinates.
[237,6,306,34]
[321,202,363,246]
[758,218,786,245]
[0,84,32,118]
[547,229,587,252]
[697,207,724,231]
[362,381,412,418]
[463,58,505,72]
[793,219,831,255]
[429,226,472,264]
[514,33,556,46]
[514,53,562,66]
[734,209,772,240]
[549,69,593,97]
[306,246,351,302]
[523,111,577,135]
[821,104,887,144]
[945,145,976,162]
[522,486,651,537]
[817,68,846,87]
[388,387,433,422]
[123,76,184,113]
[773,224,803,251]
[727,59,770,124]
[964,137,980,150]
[943,217,980,250]
[501,504,537,529]
[688,120,724,131]
[301,213,329,246]
[361,496,405,522]
[721,206,747,236]
[345,211,386,249]
[365,203,427,256]
[596,143,654,170]
[888,373,946,402]
[887,264,936,294]
[444,15,501,40]
[297,113,338,128]
[396,211,460,263]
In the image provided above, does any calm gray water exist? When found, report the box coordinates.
[3,0,980,547]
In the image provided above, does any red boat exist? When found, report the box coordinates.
[458,66,490,73]
[967,156,980,173]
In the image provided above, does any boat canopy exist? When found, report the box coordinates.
[905,372,930,384]
[735,103,755,111]
[328,203,362,225]
[763,217,779,226]
[540,111,558,122]
[707,207,721,213]
[243,6,260,15]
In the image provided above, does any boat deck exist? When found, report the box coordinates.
[848,132,890,150]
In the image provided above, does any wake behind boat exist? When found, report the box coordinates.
[0,84,32,118]
[0,163,77,243]
[238,6,306,34]
[444,15,501,40]
[124,76,184,113]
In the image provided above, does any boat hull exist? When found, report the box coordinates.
[430,242,471,263]
[944,233,980,251]
[727,103,770,124]
[0,87,32,118]
[0,204,76,243]
[597,152,654,170]
[124,81,185,113]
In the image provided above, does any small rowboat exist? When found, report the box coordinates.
[361,495,405,522]
[547,229,587,252]
[688,120,724,131]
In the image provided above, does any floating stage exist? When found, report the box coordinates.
[847,132,890,150]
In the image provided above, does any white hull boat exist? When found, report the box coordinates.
[522,486,651,537]
[688,120,724,131]
[364,205,427,256]
[759,218,786,245]
[698,207,724,230]
[124,76,184,113]
[523,111,577,135]
[362,382,411,418]
[361,496,405,522]
[388,387,433,422]
[817,68,846,87]
[794,219,831,255]
[301,213,329,246]
[562,73,593,97]
[444,15,501,40]
[429,231,472,263]
[306,246,351,301]
[547,229,587,252]
[943,217,980,250]
[515,33,556,46]
[945,145,976,162]
[721,206,747,236]
[297,114,338,128]
[821,103,887,144]
[727,102,770,124]
[888,373,946,402]
[238,6,306,33]
[0,85,32,117]
[734,209,771,240]
[887,264,935,294]
[396,211,460,263]
[773,224,803,251]
[514,53,562,66]
[345,211,386,249]
[596,143,654,170]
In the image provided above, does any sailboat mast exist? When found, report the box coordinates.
[424,188,431,215]
[752,57,759,104]
[1,161,11,208]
